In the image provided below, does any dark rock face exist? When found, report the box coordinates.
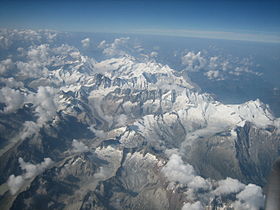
[11,154,98,210]
[0,116,94,185]
[188,133,243,181]
[79,150,177,210]
[6,123,280,210]
[265,158,280,210]
[235,122,280,185]
[187,122,280,186]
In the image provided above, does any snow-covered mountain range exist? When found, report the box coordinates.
[0,29,279,210]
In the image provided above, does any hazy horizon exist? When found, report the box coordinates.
[1,0,280,43]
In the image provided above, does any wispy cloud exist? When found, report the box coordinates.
[131,28,280,43]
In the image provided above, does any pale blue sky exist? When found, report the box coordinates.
[0,0,280,42]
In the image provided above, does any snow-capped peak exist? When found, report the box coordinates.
[94,56,194,90]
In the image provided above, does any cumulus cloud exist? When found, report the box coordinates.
[0,29,60,51]
[2,29,57,46]
[162,154,211,191]
[15,44,52,78]
[213,177,245,195]
[0,85,60,128]
[102,37,130,56]
[188,176,210,191]
[72,139,89,153]
[164,148,180,157]
[150,51,158,57]
[0,87,25,113]
[69,51,81,59]
[181,51,206,72]
[7,175,25,195]
[0,58,13,75]
[182,201,204,210]
[7,157,53,195]
[0,77,24,88]
[161,154,265,208]
[16,43,83,79]
[27,44,49,63]
[81,38,90,48]
[182,51,261,80]
[204,70,221,80]
[98,40,107,49]
[20,121,40,140]
[161,154,195,184]
[98,37,147,58]
[89,126,107,138]
[28,86,59,125]
[16,61,44,79]
[233,184,265,210]
[209,56,219,69]
[0,35,10,49]
[19,157,53,179]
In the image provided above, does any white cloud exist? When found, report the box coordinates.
[113,37,130,46]
[16,61,44,78]
[0,87,25,113]
[0,58,13,75]
[0,35,10,49]
[204,70,222,80]
[19,157,53,179]
[7,175,24,195]
[161,154,195,184]
[233,184,265,210]
[182,201,204,210]
[164,148,180,157]
[132,28,280,43]
[27,44,49,63]
[185,188,197,202]
[0,29,60,52]
[16,44,83,79]
[70,51,81,59]
[150,51,158,57]
[0,77,24,88]
[181,51,206,72]
[81,38,90,48]
[181,51,261,80]
[72,139,89,153]
[102,37,130,56]
[20,121,40,140]
[98,40,107,49]
[0,85,59,127]
[209,56,219,69]
[7,157,53,195]
[188,176,210,191]
[161,154,264,208]
[162,154,211,191]
[15,44,51,79]
[89,126,107,138]
[213,177,245,195]
[28,86,59,125]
